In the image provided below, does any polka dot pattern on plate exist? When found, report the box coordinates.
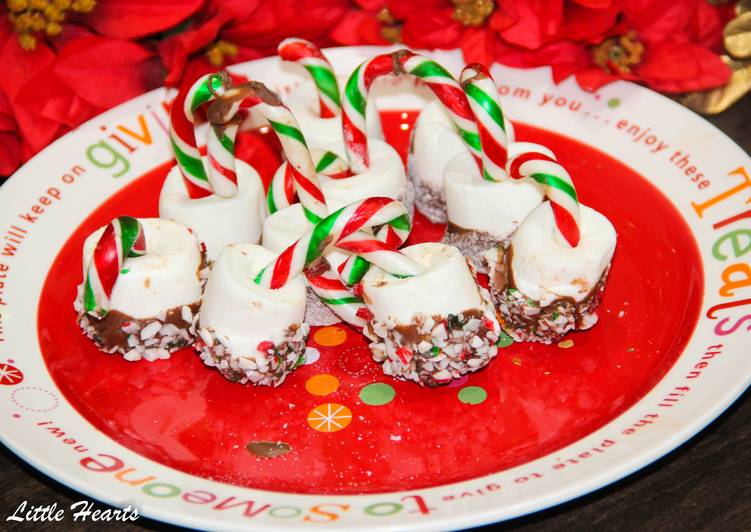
[359,383,396,406]
[305,374,340,396]
[307,403,352,433]
[313,326,348,347]
[458,386,487,405]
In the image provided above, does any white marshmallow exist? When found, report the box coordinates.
[285,77,383,158]
[444,149,544,240]
[361,242,484,324]
[199,244,307,359]
[510,202,617,306]
[409,100,468,194]
[159,159,266,261]
[81,218,203,319]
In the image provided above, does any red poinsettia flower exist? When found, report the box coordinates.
[0,0,201,176]
[496,0,731,93]
[159,0,349,88]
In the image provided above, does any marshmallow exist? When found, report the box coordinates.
[199,244,307,357]
[509,202,616,307]
[159,158,266,261]
[362,243,484,323]
[409,101,468,204]
[444,148,545,240]
[75,218,205,361]
[81,218,204,318]
[361,243,501,386]
[284,77,383,157]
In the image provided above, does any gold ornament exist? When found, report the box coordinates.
[7,0,97,50]
[452,0,494,27]
[683,1,751,114]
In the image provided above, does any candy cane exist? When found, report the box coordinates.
[342,50,483,174]
[507,148,581,247]
[255,198,423,289]
[207,82,373,324]
[170,72,233,199]
[306,266,373,328]
[460,64,510,182]
[83,216,147,317]
[208,81,328,224]
[267,150,350,215]
[278,38,341,118]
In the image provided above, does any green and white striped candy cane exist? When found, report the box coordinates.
[207,82,376,325]
[83,216,147,318]
[255,197,424,289]
[208,81,328,224]
[169,72,233,199]
[267,149,350,215]
[278,38,341,118]
[342,50,483,174]
[460,63,510,182]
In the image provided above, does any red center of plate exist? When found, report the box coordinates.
[38,111,703,495]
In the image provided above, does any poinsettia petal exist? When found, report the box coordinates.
[0,34,55,100]
[461,27,498,66]
[401,8,462,50]
[222,0,348,52]
[686,0,724,51]
[53,37,159,109]
[575,67,621,91]
[499,0,565,50]
[571,0,614,6]
[0,91,16,131]
[331,10,389,46]
[562,0,622,43]
[636,41,730,93]
[158,16,223,87]
[87,0,205,39]
[0,131,21,176]
[623,0,698,43]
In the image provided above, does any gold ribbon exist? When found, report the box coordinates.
[684,0,751,114]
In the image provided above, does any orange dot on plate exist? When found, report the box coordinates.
[307,403,352,433]
[313,326,348,347]
[305,374,339,396]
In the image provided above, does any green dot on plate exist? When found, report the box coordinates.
[607,97,621,108]
[458,386,487,405]
[359,383,396,406]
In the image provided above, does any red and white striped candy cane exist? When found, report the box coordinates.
[207,82,373,325]
[506,147,581,247]
[255,197,424,289]
[208,81,328,224]
[267,149,350,215]
[342,50,483,174]
[83,216,147,317]
[460,63,510,182]
[278,38,341,118]
[305,265,373,328]
[169,72,233,199]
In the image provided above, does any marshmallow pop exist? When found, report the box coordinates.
[159,72,266,261]
[75,217,207,361]
[487,146,617,343]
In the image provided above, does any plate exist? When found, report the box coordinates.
[1,46,749,531]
